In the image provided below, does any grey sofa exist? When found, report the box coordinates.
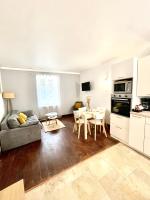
[0,110,41,152]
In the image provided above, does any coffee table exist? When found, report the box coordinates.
[45,112,58,125]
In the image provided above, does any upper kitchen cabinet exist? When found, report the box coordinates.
[137,56,150,97]
[111,59,133,80]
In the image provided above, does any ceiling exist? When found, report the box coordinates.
[0,0,150,73]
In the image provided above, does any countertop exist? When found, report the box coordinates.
[130,111,150,118]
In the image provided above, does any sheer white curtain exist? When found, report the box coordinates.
[36,74,61,118]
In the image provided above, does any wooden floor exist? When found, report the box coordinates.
[0,115,118,191]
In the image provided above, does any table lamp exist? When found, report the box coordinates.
[2,92,15,113]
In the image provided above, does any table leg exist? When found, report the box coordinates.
[84,116,87,140]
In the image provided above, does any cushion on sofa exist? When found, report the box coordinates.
[21,110,34,117]
[20,115,39,127]
[7,114,20,129]
[18,115,26,124]
[19,112,27,121]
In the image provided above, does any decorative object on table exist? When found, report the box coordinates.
[86,96,91,111]
[72,101,84,110]
[2,92,15,113]
[73,110,91,139]
[42,119,65,132]
[45,112,58,125]
[89,108,107,140]
[132,104,144,112]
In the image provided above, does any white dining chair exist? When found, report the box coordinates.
[78,107,87,113]
[73,110,91,139]
[89,109,107,141]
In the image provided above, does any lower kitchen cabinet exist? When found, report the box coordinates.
[129,113,150,157]
[144,123,150,156]
[144,139,150,157]
[110,113,129,144]
[129,114,145,152]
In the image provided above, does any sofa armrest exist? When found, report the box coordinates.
[0,130,7,138]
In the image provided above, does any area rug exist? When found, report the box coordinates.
[42,119,65,132]
[25,143,150,200]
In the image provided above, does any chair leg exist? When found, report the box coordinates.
[73,124,76,133]
[94,124,97,141]
[100,125,102,133]
[88,123,91,135]
[78,124,81,139]
[103,123,107,137]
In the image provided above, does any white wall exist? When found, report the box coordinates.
[0,71,5,122]
[1,70,80,116]
[80,65,112,123]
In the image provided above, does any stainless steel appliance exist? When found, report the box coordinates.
[111,94,132,117]
[113,79,132,94]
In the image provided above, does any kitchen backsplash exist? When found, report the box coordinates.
[141,98,150,111]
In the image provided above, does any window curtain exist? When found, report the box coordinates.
[36,74,61,118]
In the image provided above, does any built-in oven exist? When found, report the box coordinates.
[114,79,132,94]
[111,94,132,117]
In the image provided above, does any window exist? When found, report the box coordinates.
[36,74,60,108]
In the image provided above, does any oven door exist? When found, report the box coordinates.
[114,82,126,93]
[111,98,131,117]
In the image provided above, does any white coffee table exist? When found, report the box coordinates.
[45,112,58,125]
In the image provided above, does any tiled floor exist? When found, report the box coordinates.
[0,115,117,191]
[25,143,150,200]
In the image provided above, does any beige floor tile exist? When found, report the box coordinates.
[26,143,150,200]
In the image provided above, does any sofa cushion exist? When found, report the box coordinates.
[20,115,39,127]
[7,114,20,129]
[19,112,27,121]
[18,115,26,124]
[21,110,34,117]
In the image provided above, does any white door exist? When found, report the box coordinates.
[129,114,145,152]
[137,56,150,96]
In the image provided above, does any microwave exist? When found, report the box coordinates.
[113,79,132,94]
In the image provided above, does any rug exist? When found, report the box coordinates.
[42,119,65,132]
[25,143,150,200]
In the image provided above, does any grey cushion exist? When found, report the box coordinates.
[7,114,20,129]
[21,110,34,117]
[20,115,39,127]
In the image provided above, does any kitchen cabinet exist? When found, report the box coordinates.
[112,59,133,80]
[110,113,129,144]
[129,114,145,152]
[129,113,150,157]
[144,119,150,156]
[137,56,150,96]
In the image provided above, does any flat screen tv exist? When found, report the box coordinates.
[81,82,91,91]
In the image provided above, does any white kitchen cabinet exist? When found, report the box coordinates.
[112,59,133,80]
[144,119,150,156]
[137,56,150,96]
[129,114,145,152]
[110,113,129,144]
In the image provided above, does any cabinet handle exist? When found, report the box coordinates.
[116,126,122,129]
[132,115,143,118]
[116,115,121,118]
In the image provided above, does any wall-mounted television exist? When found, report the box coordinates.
[81,82,91,91]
